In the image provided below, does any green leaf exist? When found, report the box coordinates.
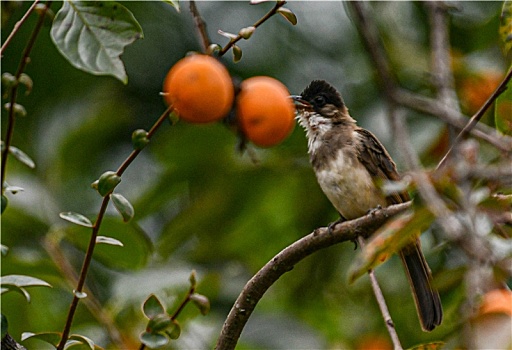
[132,129,149,150]
[146,314,172,333]
[97,171,121,197]
[347,207,435,283]
[139,331,169,348]
[59,212,93,228]
[0,284,31,302]
[8,145,35,169]
[162,0,180,13]
[21,332,61,347]
[143,294,165,319]
[64,217,152,270]
[232,44,242,63]
[50,1,144,84]
[96,235,124,246]
[1,314,8,339]
[495,80,512,135]
[0,274,52,289]
[166,320,181,340]
[500,1,512,60]
[68,334,95,350]
[277,7,297,26]
[189,293,210,315]
[111,193,134,222]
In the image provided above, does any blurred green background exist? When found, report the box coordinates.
[1,1,508,349]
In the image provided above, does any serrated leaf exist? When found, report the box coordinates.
[8,145,35,169]
[59,212,93,228]
[143,294,165,319]
[50,1,144,84]
[162,0,180,13]
[232,45,242,63]
[1,314,7,339]
[495,81,512,135]
[96,235,124,246]
[139,331,169,348]
[500,1,512,59]
[0,274,52,289]
[111,193,134,222]
[21,332,61,346]
[277,7,297,25]
[348,208,435,283]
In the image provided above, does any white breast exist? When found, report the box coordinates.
[315,149,387,220]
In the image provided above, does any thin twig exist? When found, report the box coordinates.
[43,236,130,349]
[437,65,512,169]
[1,1,52,194]
[357,236,402,350]
[189,1,211,53]
[217,1,287,57]
[139,283,196,350]
[57,106,173,350]
[0,0,40,56]
[57,196,111,350]
[215,202,412,350]
[393,89,512,152]
[348,2,512,154]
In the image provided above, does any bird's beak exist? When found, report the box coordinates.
[290,95,311,110]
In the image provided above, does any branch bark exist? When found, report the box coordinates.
[215,202,411,350]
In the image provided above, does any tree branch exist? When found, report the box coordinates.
[215,202,411,350]
[217,1,287,57]
[1,1,52,194]
[0,0,40,56]
[437,65,512,169]
[348,2,512,154]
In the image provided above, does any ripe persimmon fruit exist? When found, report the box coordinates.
[163,54,234,123]
[236,76,295,147]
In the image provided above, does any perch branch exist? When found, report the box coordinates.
[215,202,412,350]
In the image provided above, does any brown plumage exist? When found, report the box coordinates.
[296,80,442,331]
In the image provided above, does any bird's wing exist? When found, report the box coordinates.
[355,128,410,204]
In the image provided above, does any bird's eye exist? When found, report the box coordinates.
[314,95,326,107]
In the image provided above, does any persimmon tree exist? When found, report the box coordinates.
[1,1,511,350]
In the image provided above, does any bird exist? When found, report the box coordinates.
[293,79,443,332]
